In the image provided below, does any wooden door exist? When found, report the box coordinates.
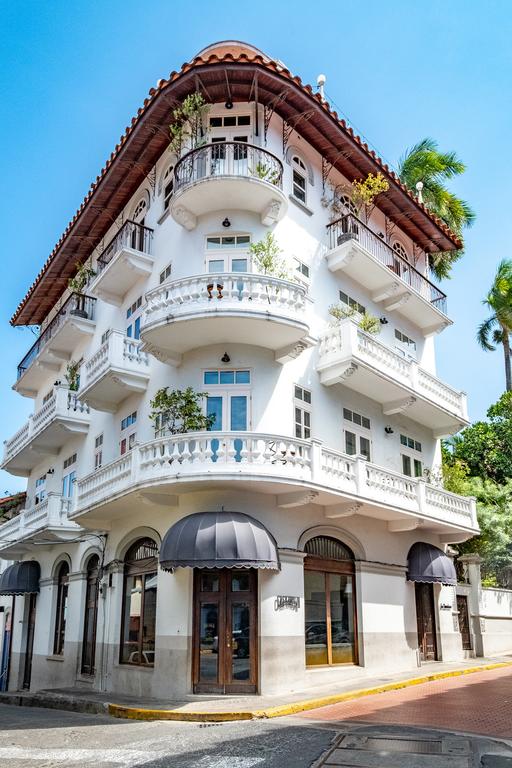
[415,582,438,661]
[22,594,37,689]
[457,594,472,650]
[193,569,257,694]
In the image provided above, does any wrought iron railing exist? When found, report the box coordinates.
[327,213,447,314]
[174,142,283,193]
[17,294,97,380]
[97,219,154,271]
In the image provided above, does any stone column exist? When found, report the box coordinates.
[458,554,483,656]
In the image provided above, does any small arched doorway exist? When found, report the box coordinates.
[303,536,357,666]
[81,554,100,676]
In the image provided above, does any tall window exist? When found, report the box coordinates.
[395,329,417,360]
[120,538,158,666]
[81,554,100,675]
[294,385,312,439]
[53,562,70,655]
[126,296,143,340]
[162,165,174,211]
[120,411,137,455]
[35,475,46,505]
[62,453,77,498]
[400,433,423,477]
[292,156,307,204]
[94,434,103,470]
[304,536,356,667]
[343,408,371,460]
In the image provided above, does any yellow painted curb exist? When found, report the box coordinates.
[108,660,512,722]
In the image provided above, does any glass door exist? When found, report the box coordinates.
[206,390,249,463]
[193,569,257,694]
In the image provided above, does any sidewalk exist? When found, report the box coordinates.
[2,655,512,722]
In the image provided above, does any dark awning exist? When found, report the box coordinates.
[0,561,40,596]
[159,510,280,571]
[407,542,456,586]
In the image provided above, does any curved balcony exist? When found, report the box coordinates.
[170,142,287,230]
[141,273,311,365]
[72,432,478,540]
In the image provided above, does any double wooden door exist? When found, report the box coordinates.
[193,569,257,694]
[415,582,438,661]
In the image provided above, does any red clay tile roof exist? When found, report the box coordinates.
[11,41,462,327]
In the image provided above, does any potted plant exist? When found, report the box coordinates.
[328,304,381,335]
[65,360,80,392]
[249,233,290,280]
[150,387,215,436]
[250,162,280,185]
[68,261,96,318]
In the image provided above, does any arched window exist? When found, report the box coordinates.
[162,165,174,211]
[303,536,357,667]
[120,538,158,666]
[81,554,100,676]
[292,155,308,204]
[392,240,409,263]
[53,561,69,655]
[132,196,148,223]
[339,194,358,217]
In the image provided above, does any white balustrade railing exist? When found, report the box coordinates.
[143,273,307,329]
[73,431,478,532]
[82,330,149,390]
[318,320,466,417]
[0,493,79,550]
[416,368,468,418]
[3,386,90,464]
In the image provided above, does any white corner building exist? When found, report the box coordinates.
[0,41,478,698]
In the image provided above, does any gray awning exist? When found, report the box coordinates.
[159,510,280,571]
[407,542,456,586]
[0,561,40,596]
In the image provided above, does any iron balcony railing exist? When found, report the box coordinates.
[97,219,154,272]
[327,213,447,314]
[17,294,97,380]
[174,141,283,193]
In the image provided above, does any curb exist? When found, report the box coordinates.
[107,660,512,722]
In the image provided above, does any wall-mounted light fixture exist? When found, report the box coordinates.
[221,352,231,363]
[222,217,231,228]
[225,99,233,110]
[380,317,388,325]
[384,425,394,435]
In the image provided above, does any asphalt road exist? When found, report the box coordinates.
[0,704,334,768]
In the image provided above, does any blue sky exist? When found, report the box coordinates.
[0,0,510,493]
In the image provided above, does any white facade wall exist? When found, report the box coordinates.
[0,98,475,697]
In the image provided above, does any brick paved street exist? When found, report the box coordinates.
[296,666,512,738]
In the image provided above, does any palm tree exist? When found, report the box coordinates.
[398,138,475,280]
[477,259,512,392]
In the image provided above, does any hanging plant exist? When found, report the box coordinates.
[150,387,215,436]
[169,92,210,156]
